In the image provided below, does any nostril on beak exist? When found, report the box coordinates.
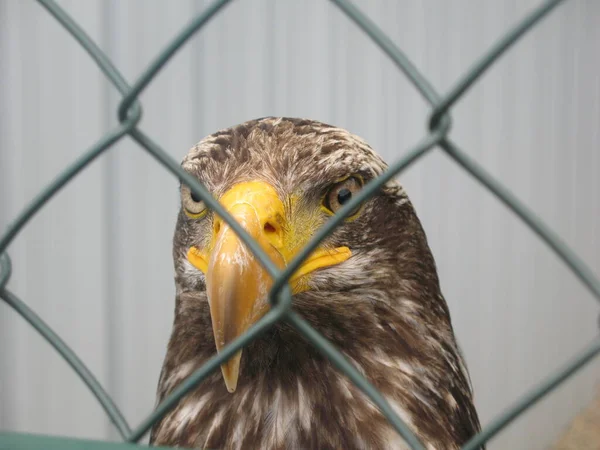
[263,222,277,235]
[214,219,221,235]
[262,220,283,250]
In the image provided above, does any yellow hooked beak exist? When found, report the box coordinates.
[186,180,351,393]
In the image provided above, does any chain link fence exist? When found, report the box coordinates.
[1,0,599,448]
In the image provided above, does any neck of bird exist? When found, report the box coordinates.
[153,288,452,449]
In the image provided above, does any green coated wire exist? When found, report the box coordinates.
[34,0,412,444]
[0,122,139,438]
[286,311,427,450]
[19,0,290,442]
[441,139,600,303]
[462,337,600,449]
[126,304,287,443]
[271,117,450,448]
[429,0,566,128]
[32,0,299,440]
[117,0,235,122]
[279,124,450,449]
[332,0,600,305]
[1,0,598,448]
[129,123,438,445]
[36,0,276,281]
[327,0,600,446]
[37,0,133,96]
[0,118,139,255]
[0,286,132,438]
[128,128,283,282]
[330,0,439,106]
[35,0,281,279]
[271,118,450,299]
[0,253,11,289]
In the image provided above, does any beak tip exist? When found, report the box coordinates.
[220,351,242,394]
[222,373,238,393]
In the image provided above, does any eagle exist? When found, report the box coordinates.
[150,117,482,449]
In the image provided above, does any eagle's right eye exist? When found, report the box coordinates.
[190,190,202,203]
[182,186,207,219]
[322,175,364,219]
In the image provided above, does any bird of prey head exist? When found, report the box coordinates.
[150,117,482,449]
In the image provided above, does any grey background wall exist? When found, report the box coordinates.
[1,1,599,449]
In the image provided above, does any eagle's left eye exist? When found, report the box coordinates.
[182,186,207,219]
[322,176,364,218]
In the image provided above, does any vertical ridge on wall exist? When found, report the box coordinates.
[102,0,122,440]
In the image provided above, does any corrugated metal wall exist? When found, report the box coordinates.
[1,1,599,448]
